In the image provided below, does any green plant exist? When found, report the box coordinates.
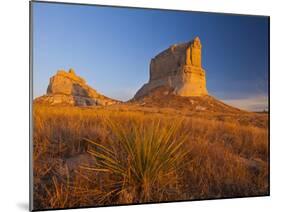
[82,118,189,203]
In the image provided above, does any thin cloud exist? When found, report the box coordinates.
[222,95,268,111]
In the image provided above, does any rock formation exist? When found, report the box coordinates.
[34,69,119,106]
[134,37,208,99]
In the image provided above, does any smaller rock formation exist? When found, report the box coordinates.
[34,69,119,106]
[134,37,208,99]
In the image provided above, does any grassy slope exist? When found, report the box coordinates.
[33,103,268,210]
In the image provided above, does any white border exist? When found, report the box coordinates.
[1,0,280,211]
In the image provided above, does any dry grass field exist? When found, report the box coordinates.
[33,103,269,210]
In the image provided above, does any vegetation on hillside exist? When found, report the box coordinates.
[33,104,268,210]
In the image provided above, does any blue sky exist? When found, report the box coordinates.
[32,2,269,111]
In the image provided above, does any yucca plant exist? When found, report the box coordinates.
[82,117,189,203]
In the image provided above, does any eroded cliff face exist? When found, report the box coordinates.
[35,69,119,106]
[134,37,208,99]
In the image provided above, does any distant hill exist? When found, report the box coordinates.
[131,86,244,114]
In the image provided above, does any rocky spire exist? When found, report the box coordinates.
[134,37,208,98]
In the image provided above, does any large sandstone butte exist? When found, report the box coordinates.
[34,69,119,106]
[134,37,208,99]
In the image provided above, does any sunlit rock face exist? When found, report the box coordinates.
[35,69,119,106]
[134,37,208,98]
[47,68,88,97]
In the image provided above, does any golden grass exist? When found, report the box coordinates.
[33,104,268,209]
[83,118,189,203]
